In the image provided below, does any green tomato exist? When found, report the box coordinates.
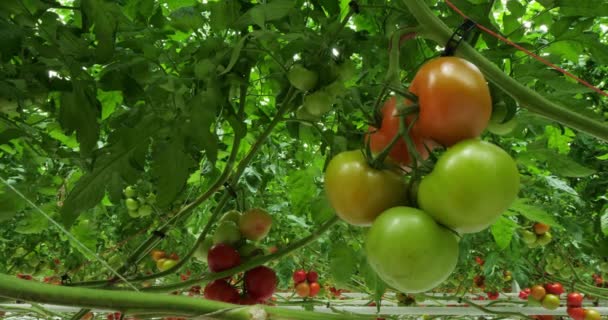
[521,230,537,245]
[559,267,573,278]
[486,101,517,136]
[324,150,408,226]
[137,205,153,217]
[551,256,564,269]
[193,237,214,262]
[125,198,139,211]
[545,263,557,275]
[124,186,137,198]
[287,65,318,91]
[128,210,140,218]
[295,105,320,122]
[337,59,357,81]
[417,140,520,234]
[157,258,178,272]
[541,294,560,310]
[303,90,334,116]
[537,232,552,246]
[219,210,242,224]
[365,207,459,293]
[238,243,264,259]
[145,193,156,205]
[213,221,242,245]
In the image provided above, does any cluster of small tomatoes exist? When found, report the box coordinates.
[123,185,155,218]
[324,56,520,293]
[194,208,277,304]
[150,250,180,272]
[292,269,321,298]
[518,283,601,320]
[520,222,553,248]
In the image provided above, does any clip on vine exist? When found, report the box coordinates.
[152,230,166,239]
[442,19,477,56]
[61,273,72,285]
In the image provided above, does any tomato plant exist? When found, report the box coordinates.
[324,150,408,226]
[365,207,459,293]
[410,57,492,147]
[417,140,520,233]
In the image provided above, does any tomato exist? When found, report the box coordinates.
[309,282,321,297]
[541,294,560,310]
[239,208,272,241]
[567,292,584,308]
[417,139,520,234]
[293,270,307,284]
[533,316,553,320]
[584,309,601,320]
[530,285,546,301]
[519,290,529,300]
[193,237,213,262]
[219,210,241,224]
[137,205,153,217]
[244,266,277,302]
[544,283,564,295]
[303,90,333,116]
[287,64,318,91]
[536,232,552,246]
[475,256,484,266]
[150,250,165,261]
[486,291,499,300]
[295,282,310,297]
[534,223,550,235]
[568,307,586,320]
[520,230,537,245]
[268,246,278,254]
[324,150,408,226]
[207,244,241,273]
[168,253,179,261]
[238,243,263,259]
[306,271,318,283]
[365,207,459,293]
[145,193,156,204]
[203,280,240,303]
[367,96,435,166]
[157,258,178,272]
[125,198,139,211]
[213,221,242,245]
[124,186,137,198]
[410,57,492,147]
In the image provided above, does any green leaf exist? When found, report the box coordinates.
[361,258,386,303]
[247,0,294,28]
[218,35,249,76]
[329,242,357,287]
[208,0,241,32]
[555,0,608,17]
[71,218,97,252]
[169,6,204,32]
[0,19,23,62]
[507,1,525,17]
[151,139,196,207]
[181,91,218,164]
[544,40,583,62]
[491,216,518,250]
[0,184,25,222]
[81,0,119,62]
[286,166,320,215]
[509,199,560,227]
[58,86,100,155]
[601,208,608,236]
[16,205,51,234]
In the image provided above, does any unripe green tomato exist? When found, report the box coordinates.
[528,240,541,248]
[193,237,214,262]
[213,221,242,245]
[521,230,537,245]
[124,186,137,198]
[128,210,140,218]
[238,243,264,259]
[219,210,242,224]
[541,294,560,310]
[537,232,552,246]
[303,90,334,116]
[559,267,573,278]
[551,256,564,269]
[157,258,178,271]
[145,193,156,205]
[544,263,557,275]
[125,198,139,211]
[138,205,153,217]
[288,65,318,91]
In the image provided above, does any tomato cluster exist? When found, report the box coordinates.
[521,222,552,248]
[522,284,601,320]
[123,185,156,218]
[325,57,521,293]
[150,250,179,272]
[293,269,321,298]
[197,209,277,304]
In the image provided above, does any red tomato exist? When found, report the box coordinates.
[203,280,240,303]
[519,290,529,300]
[367,96,435,166]
[410,57,492,147]
[306,271,318,283]
[150,250,166,261]
[244,266,277,302]
[544,283,564,295]
[568,307,586,320]
[534,223,550,235]
[309,282,321,297]
[207,244,241,273]
[567,292,584,308]
[295,282,310,297]
[486,291,499,300]
[293,270,307,284]
[475,256,484,266]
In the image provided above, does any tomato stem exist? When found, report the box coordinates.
[400,0,608,141]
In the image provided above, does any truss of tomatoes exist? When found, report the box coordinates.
[292,269,321,298]
[520,283,602,320]
[325,57,521,294]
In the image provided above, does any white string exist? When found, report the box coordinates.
[0,176,140,291]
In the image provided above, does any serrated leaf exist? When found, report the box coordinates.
[58,86,100,155]
[16,205,51,234]
[0,184,25,222]
[182,91,218,164]
[208,0,241,32]
[71,218,97,251]
[329,242,357,287]
[151,139,195,207]
[286,166,319,215]
[81,0,119,62]
[248,0,294,28]
[544,176,578,196]
[555,0,608,17]
[310,193,334,224]
[491,216,518,250]
[509,199,560,227]
[361,258,386,304]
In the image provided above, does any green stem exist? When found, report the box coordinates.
[400,0,608,141]
[142,216,340,292]
[419,294,531,319]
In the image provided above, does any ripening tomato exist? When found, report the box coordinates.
[568,307,586,320]
[541,294,560,310]
[324,150,408,226]
[306,271,318,283]
[293,270,307,284]
[365,207,459,293]
[584,309,601,320]
[296,282,310,297]
[309,282,321,297]
[567,292,584,308]
[544,283,564,295]
[239,208,272,241]
[417,140,520,233]
[530,285,546,301]
[410,56,492,147]
[367,96,436,166]
[534,222,550,235]
[203,280,240,303]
